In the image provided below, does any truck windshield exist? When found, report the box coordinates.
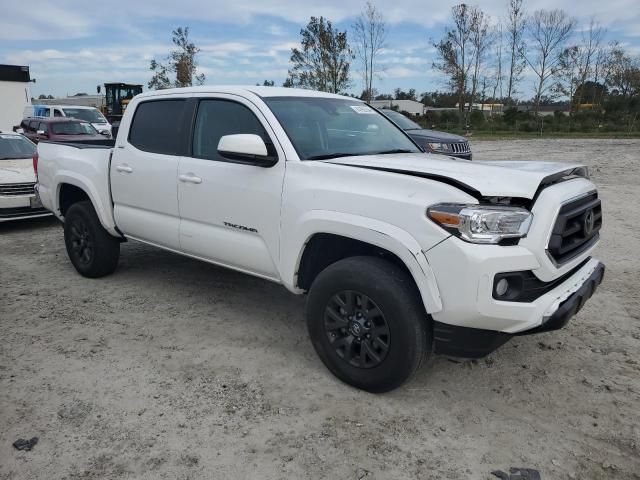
[51,122,98,135]
[380,110,423,130]
[263,97,421,160]
[62,108,106,124]
[0,134,36,160]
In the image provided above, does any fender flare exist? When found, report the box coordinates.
[282,210,443,314]
[54,171,119,236]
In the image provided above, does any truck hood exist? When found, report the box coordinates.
[324,153,588,199]
[407,129,467,143]
[0,159,35,184]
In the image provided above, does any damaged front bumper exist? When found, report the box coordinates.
[433,261,605,358]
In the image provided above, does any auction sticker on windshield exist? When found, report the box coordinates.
[350,105,376,114]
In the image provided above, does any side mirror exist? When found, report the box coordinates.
[217,134,277,167]
[15,128,25,134]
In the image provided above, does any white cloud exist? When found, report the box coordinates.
[3,0,639,39]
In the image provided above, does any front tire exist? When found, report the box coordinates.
[64,201,120,278]
[306,256,430,392]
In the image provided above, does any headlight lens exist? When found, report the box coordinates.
[427,203,533,244]
[427,142,449,151]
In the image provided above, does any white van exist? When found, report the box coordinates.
[23,105,111,136]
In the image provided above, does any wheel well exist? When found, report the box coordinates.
[59,184,90,216]
[296,233,415,291]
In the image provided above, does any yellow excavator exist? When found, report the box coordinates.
[97,83,143,125]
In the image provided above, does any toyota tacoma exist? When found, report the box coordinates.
[35,86,605,392]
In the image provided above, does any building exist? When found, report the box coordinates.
[516,105,570,117]
[37,95,105,109]
[0,64,32,131]
[369,99,425,116]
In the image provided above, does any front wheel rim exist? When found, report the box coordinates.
[69,219,93,265]
[323,290,390,369]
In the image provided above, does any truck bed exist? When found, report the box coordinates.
[36,139,119,235]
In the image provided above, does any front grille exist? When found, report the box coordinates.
[449,142,470,154]
[0,182,36,196]
[547,191,602,265]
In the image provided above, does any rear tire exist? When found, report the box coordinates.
[64,200,120,278]
[306,256,430,393]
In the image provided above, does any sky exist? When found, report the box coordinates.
[1,0,639,100]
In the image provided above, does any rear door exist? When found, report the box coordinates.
[177,95,285,279]
[110,97,188,250]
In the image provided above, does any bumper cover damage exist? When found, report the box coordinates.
[434,261,605,358]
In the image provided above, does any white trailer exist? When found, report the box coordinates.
[0,65,32,131]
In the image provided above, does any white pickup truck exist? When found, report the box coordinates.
[35,86,605,392]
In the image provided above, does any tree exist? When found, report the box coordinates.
[525,9,575,115]
[149,27,206,90]
[287,16,354,94]
[504,0,526,102]
[353,2,387,102]
[555,45,581,109]
[394,88,417,100]
[468,8,492,112]
[432,4,476,121]
[359,88,378,100]
[491,24,505,105]
[604,44,640,99]
[259,80,275,86]
[573,19,605,106]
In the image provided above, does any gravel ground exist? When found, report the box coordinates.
[1,139,639,480]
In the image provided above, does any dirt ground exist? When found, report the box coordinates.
[1,139,639,480]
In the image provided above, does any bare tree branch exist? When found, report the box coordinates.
[352,2,387,102]
[525,9,575,115]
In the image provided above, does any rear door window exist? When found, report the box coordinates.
[128,100,186,155]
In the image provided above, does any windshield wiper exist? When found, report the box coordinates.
[307,153,361,160]
[373,149,416,155]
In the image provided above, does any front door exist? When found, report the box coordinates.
[177,96,285,280]
[111,98,188,250]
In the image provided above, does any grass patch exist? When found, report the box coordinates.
[435,130,640,141]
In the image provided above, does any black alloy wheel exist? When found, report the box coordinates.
[68,216,94,266]
[324,291,390,369]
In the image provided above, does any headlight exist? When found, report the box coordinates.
[427,142,449,151]
[427,204,533,244]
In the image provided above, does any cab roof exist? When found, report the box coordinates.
[135,86,357,101]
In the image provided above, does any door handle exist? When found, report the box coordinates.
[115,164,133,173]
[178,173,203,184]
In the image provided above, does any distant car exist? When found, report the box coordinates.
[19,117,108,144]
[0,131,50,222]
[379,109,472,160]
[23,105,112,136]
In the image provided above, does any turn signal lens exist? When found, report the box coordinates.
[427,203,533,244]
[428,210,460,227]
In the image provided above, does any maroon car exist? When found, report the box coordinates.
[19,117,108,144]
